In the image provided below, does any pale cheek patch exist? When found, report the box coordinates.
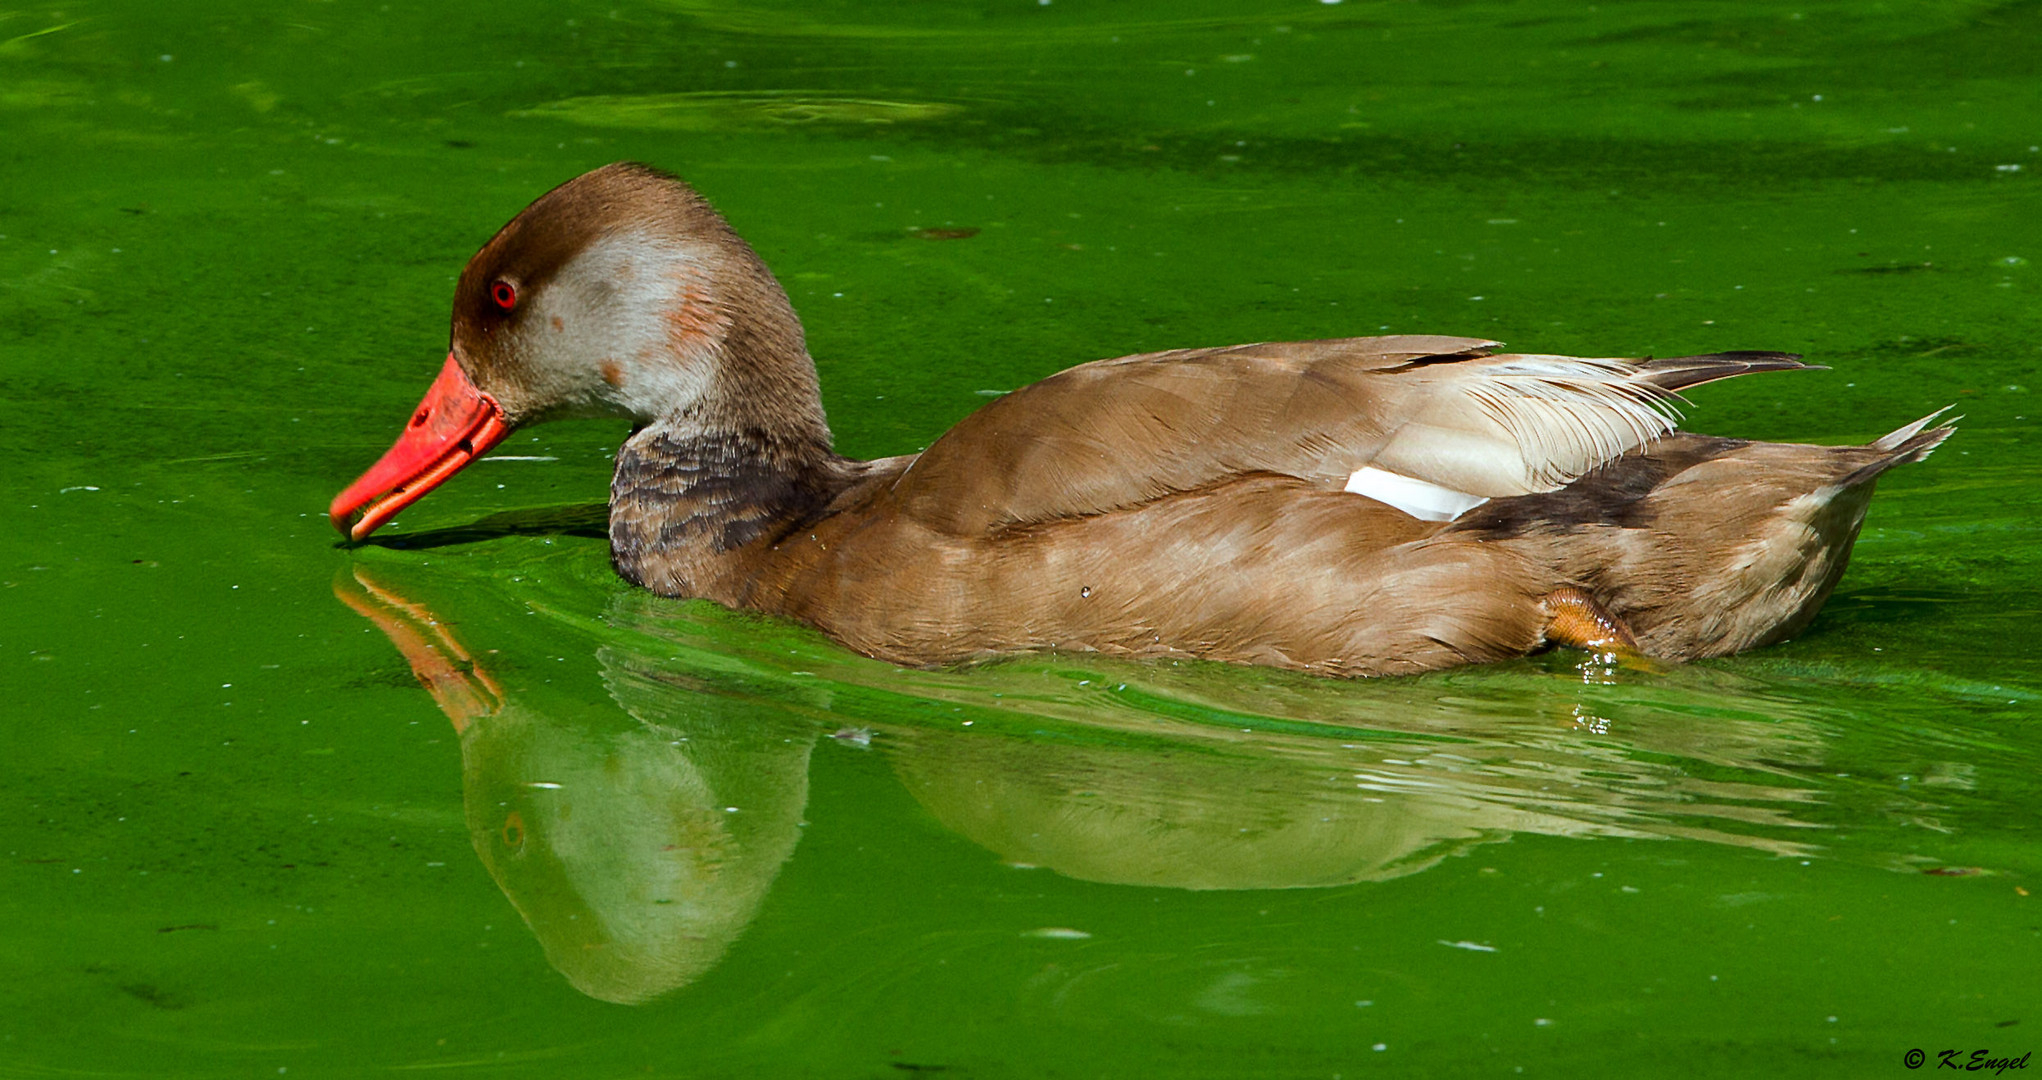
[662,276,731,354]
[527,232,723,422]
[1344,465,1490,522]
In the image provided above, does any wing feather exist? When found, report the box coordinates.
[887,337,1807,535]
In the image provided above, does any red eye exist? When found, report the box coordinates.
[491,281,517,311]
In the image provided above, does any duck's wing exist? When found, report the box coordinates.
[889,335,1807,535]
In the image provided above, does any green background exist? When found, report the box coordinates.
[2,0,2037,1076]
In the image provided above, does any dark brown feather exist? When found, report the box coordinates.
[1635,351,1815,393]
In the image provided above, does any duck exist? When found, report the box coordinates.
[330,162,1954,678]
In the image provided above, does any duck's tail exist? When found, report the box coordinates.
[1454,410,1956,662]
[1844,406,1959,487]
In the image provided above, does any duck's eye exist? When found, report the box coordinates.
[490,281,517,311]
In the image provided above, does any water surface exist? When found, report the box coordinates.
[3,1,2038,1076]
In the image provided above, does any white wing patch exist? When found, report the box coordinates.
[1344,466,1489,522]
[1373,355,1686,497]
[1468,357,1682,486]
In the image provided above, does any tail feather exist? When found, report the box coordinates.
[1636,351,1820,393]
[1871,405,1959,454]
[1843,407,1958,487]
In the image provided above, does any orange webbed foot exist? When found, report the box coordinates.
[1541,587,1659,672]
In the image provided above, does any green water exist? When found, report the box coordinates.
[4,0,2039,1075]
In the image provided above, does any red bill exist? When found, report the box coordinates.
[330,353,511,541]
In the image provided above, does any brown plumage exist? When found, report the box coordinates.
[330,162,1955,677]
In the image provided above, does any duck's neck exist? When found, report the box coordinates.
[606,253,861,599]
[608,395,849,602]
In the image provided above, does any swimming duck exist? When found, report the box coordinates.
[330,162,1952,677]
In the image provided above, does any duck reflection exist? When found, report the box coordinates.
[338,569,813,1004]
[338,564,1830,1001]
[873,664,1823,890]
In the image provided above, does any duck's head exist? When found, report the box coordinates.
[329,162,825,541]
